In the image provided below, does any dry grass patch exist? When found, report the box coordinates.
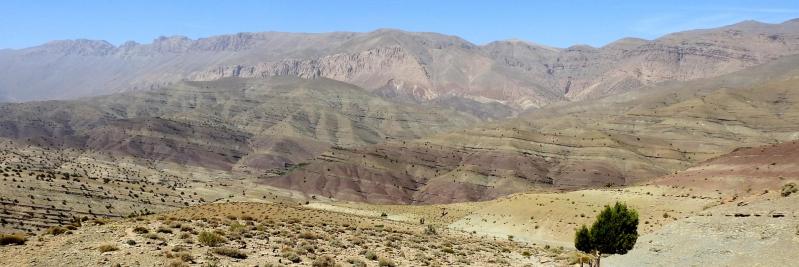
[46,226,67,236]
[97,243,119,253]
[132,226,149,234]
[197,231,226,247]
[312,255,336,267]
[0,233,26,246]
[212,247,247,259]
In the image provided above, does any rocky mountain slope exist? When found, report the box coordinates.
[2,19,799,112]
[0,137,293,234]
[0,77,477,173]
[265,55,799,204]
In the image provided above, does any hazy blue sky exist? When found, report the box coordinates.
[2,0,798,49]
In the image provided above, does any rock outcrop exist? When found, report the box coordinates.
[2,19,799,111]
[264,55,799,204]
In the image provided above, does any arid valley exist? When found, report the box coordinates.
[1,2,798,266]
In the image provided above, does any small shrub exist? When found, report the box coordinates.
[0,233,26,246]
[167,260,189,267]
[522,250,532,257]
[228,222,246,234]
[283,251,301,263]
[97,244,119,253]
[782,183,797,197]
[364,250,378,261]
[132,226,149,234]
[46,226,67,236]
[92,218,111,225]
[347,258,367,267]
[311,255,336,267]
[377,256,397,267]
[157,227,173,234]
[424,225,437,235]
[197,231,226,247]
[299,231,319,239]
[144,233,163,240]
[175,252,194,262]
[212,247,247,259]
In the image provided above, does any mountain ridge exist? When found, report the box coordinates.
[2,18,799,112]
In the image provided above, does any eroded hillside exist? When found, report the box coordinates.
[0,77,477,173]
[2,20,799,112]
[267,55,799,203]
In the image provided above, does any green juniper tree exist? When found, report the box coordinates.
[574,202,639,267]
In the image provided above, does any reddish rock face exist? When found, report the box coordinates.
[265,55,799,204]
[651,141,799,196]
[3,20,799,110]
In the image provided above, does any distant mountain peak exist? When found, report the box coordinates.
[496,39,561,51]
[784,18,799,24]
[602,37,649,49]
[565,44,597,51]
[35,39,115,56]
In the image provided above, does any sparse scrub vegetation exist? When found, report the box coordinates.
[0,233,26,246]
[46,226,67,236]
[197,231,225,247]
[211,247,247,259]
[133,226,149,234]
[364,250,378,261]
[311,255,336,267]
[282,250,302,263]
[378,256,397,267]
[97,244,119,253]
[782,183,797,197]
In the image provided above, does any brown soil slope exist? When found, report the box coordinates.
[0,77,477,172]
[649,140,799,197]
[0,138,300,234]
[266,55,799,204]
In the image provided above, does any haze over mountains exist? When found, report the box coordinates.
[1,15,799,266]
[0,19,799,205]
[2,19,799,112]
[0,77,476,172]
[268,55,799,203]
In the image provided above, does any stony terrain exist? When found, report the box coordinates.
[649,140,799,197]
[4,41,799,205]
[605,192,798,267]
[0,137,300,234]
[264,55,799,203]
[602,141,799,266]
[0,140,797,266]
[0,202,576,266]
[1,18,799,267]
[0,77,476,174]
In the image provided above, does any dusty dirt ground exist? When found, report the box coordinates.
[0,202,576,266]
